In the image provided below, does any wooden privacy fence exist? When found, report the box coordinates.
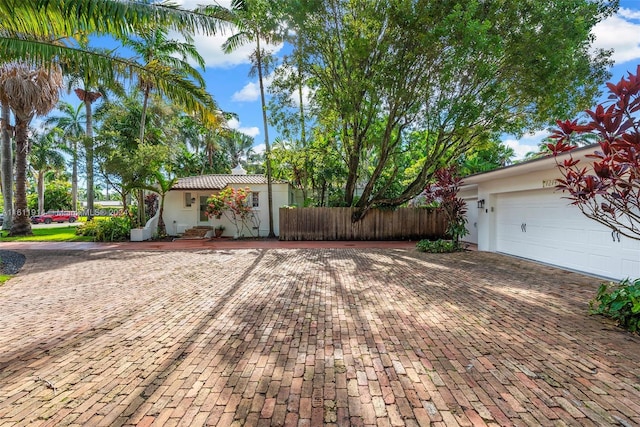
[279,207,447,241]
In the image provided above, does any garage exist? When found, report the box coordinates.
[461,146,640,281]
[495,188,640,280]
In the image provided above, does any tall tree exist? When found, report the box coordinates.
[121,26,207,145]
[286,0,616,219]
[29,128,66,215]
[0,62,63,235]
[222,129,255,168]
[201,0,284,237]
[122,26,212,226]
[45,101,86,211]
[0,97,12,230]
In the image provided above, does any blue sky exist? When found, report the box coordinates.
[62,0,640,160]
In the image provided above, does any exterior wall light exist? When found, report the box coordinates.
[477,199,485,209]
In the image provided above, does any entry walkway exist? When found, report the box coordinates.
[0,247,637,426]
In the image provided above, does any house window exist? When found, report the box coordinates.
[252,192,259,208]
[184,192,193,208]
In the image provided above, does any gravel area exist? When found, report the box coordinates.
[0,250,26,275]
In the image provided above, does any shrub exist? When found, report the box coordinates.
[590,278,640,334]
[76,214,131,242]
[416,239,461,253]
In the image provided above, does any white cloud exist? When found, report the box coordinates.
[252,143,266,154]
[502,130,549,160]
[232,82,260,102]
[592,12,640,65]
[227,117,260,137]
[232,73,277,102]
[171,0,284,68]
[619,7,640,20]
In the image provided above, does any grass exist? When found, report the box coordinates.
[0,226,93,242]
[0,274,11,284]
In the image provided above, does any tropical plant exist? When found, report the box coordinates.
[0,62,63,235]
[416,239,460,254]
[590,278,640,334]
[222,129,255,168]
[420,166,468,246]
[122,26,208,143]
[547,65,640,241]
[76,213,132,242]
[45,101,86,210]
[143,172,177,237]
[29,128,66,215]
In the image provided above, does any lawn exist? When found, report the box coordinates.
[0,226,93,242]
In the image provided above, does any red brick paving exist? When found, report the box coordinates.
[0,247,638,426]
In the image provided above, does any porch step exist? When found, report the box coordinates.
[180,226,213,239]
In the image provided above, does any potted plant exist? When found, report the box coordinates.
[214,224,225,238]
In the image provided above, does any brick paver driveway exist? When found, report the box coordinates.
[0,249,638,427]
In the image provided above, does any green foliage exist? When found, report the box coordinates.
[278,0,615,212]
[27,180,73,213]
[590,278,640,334]
[416,239,462,253]
[76,215,132,242]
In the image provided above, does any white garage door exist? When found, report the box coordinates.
[496,189,640,280]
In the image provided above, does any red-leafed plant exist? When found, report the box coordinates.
[547,65,640,241]
[420,166,468,248]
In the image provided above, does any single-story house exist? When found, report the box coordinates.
[163,165,302,237]
[459,145,640,281]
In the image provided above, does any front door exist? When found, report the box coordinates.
[198,195,210,224]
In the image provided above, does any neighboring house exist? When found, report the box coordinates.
[163,165,302,237]
[459,145,640,281]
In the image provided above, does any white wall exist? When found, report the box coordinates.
[163,183,291,237]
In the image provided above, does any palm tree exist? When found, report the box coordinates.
[45,101,86,211]
[201,0,284,237]
[122,26,212,226]
[0,97,12,230]
[144,172,177,237]
[29,129,66,215]
[0,1,228,130]
[0,62,63,235]
[122,27,207,144]
[223,129,255,168]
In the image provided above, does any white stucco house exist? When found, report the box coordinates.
[459,145,640,281]
[162,166,302,238]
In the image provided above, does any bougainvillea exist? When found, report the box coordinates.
[206,187,255,237]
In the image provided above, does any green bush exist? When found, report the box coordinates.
[416,239,461,253]
[76,215,131,242]
[590,278,640,333]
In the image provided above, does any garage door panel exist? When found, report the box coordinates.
[496,189,640,280]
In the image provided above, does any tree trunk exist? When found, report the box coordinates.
[37,170,44,214]
[10,118,32,236]
[137,87,151,227]
[84,99,95,221]
[157,196,166,236]
[71,138,78,211]
[256,36,275,237]
[1,101,13,230]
